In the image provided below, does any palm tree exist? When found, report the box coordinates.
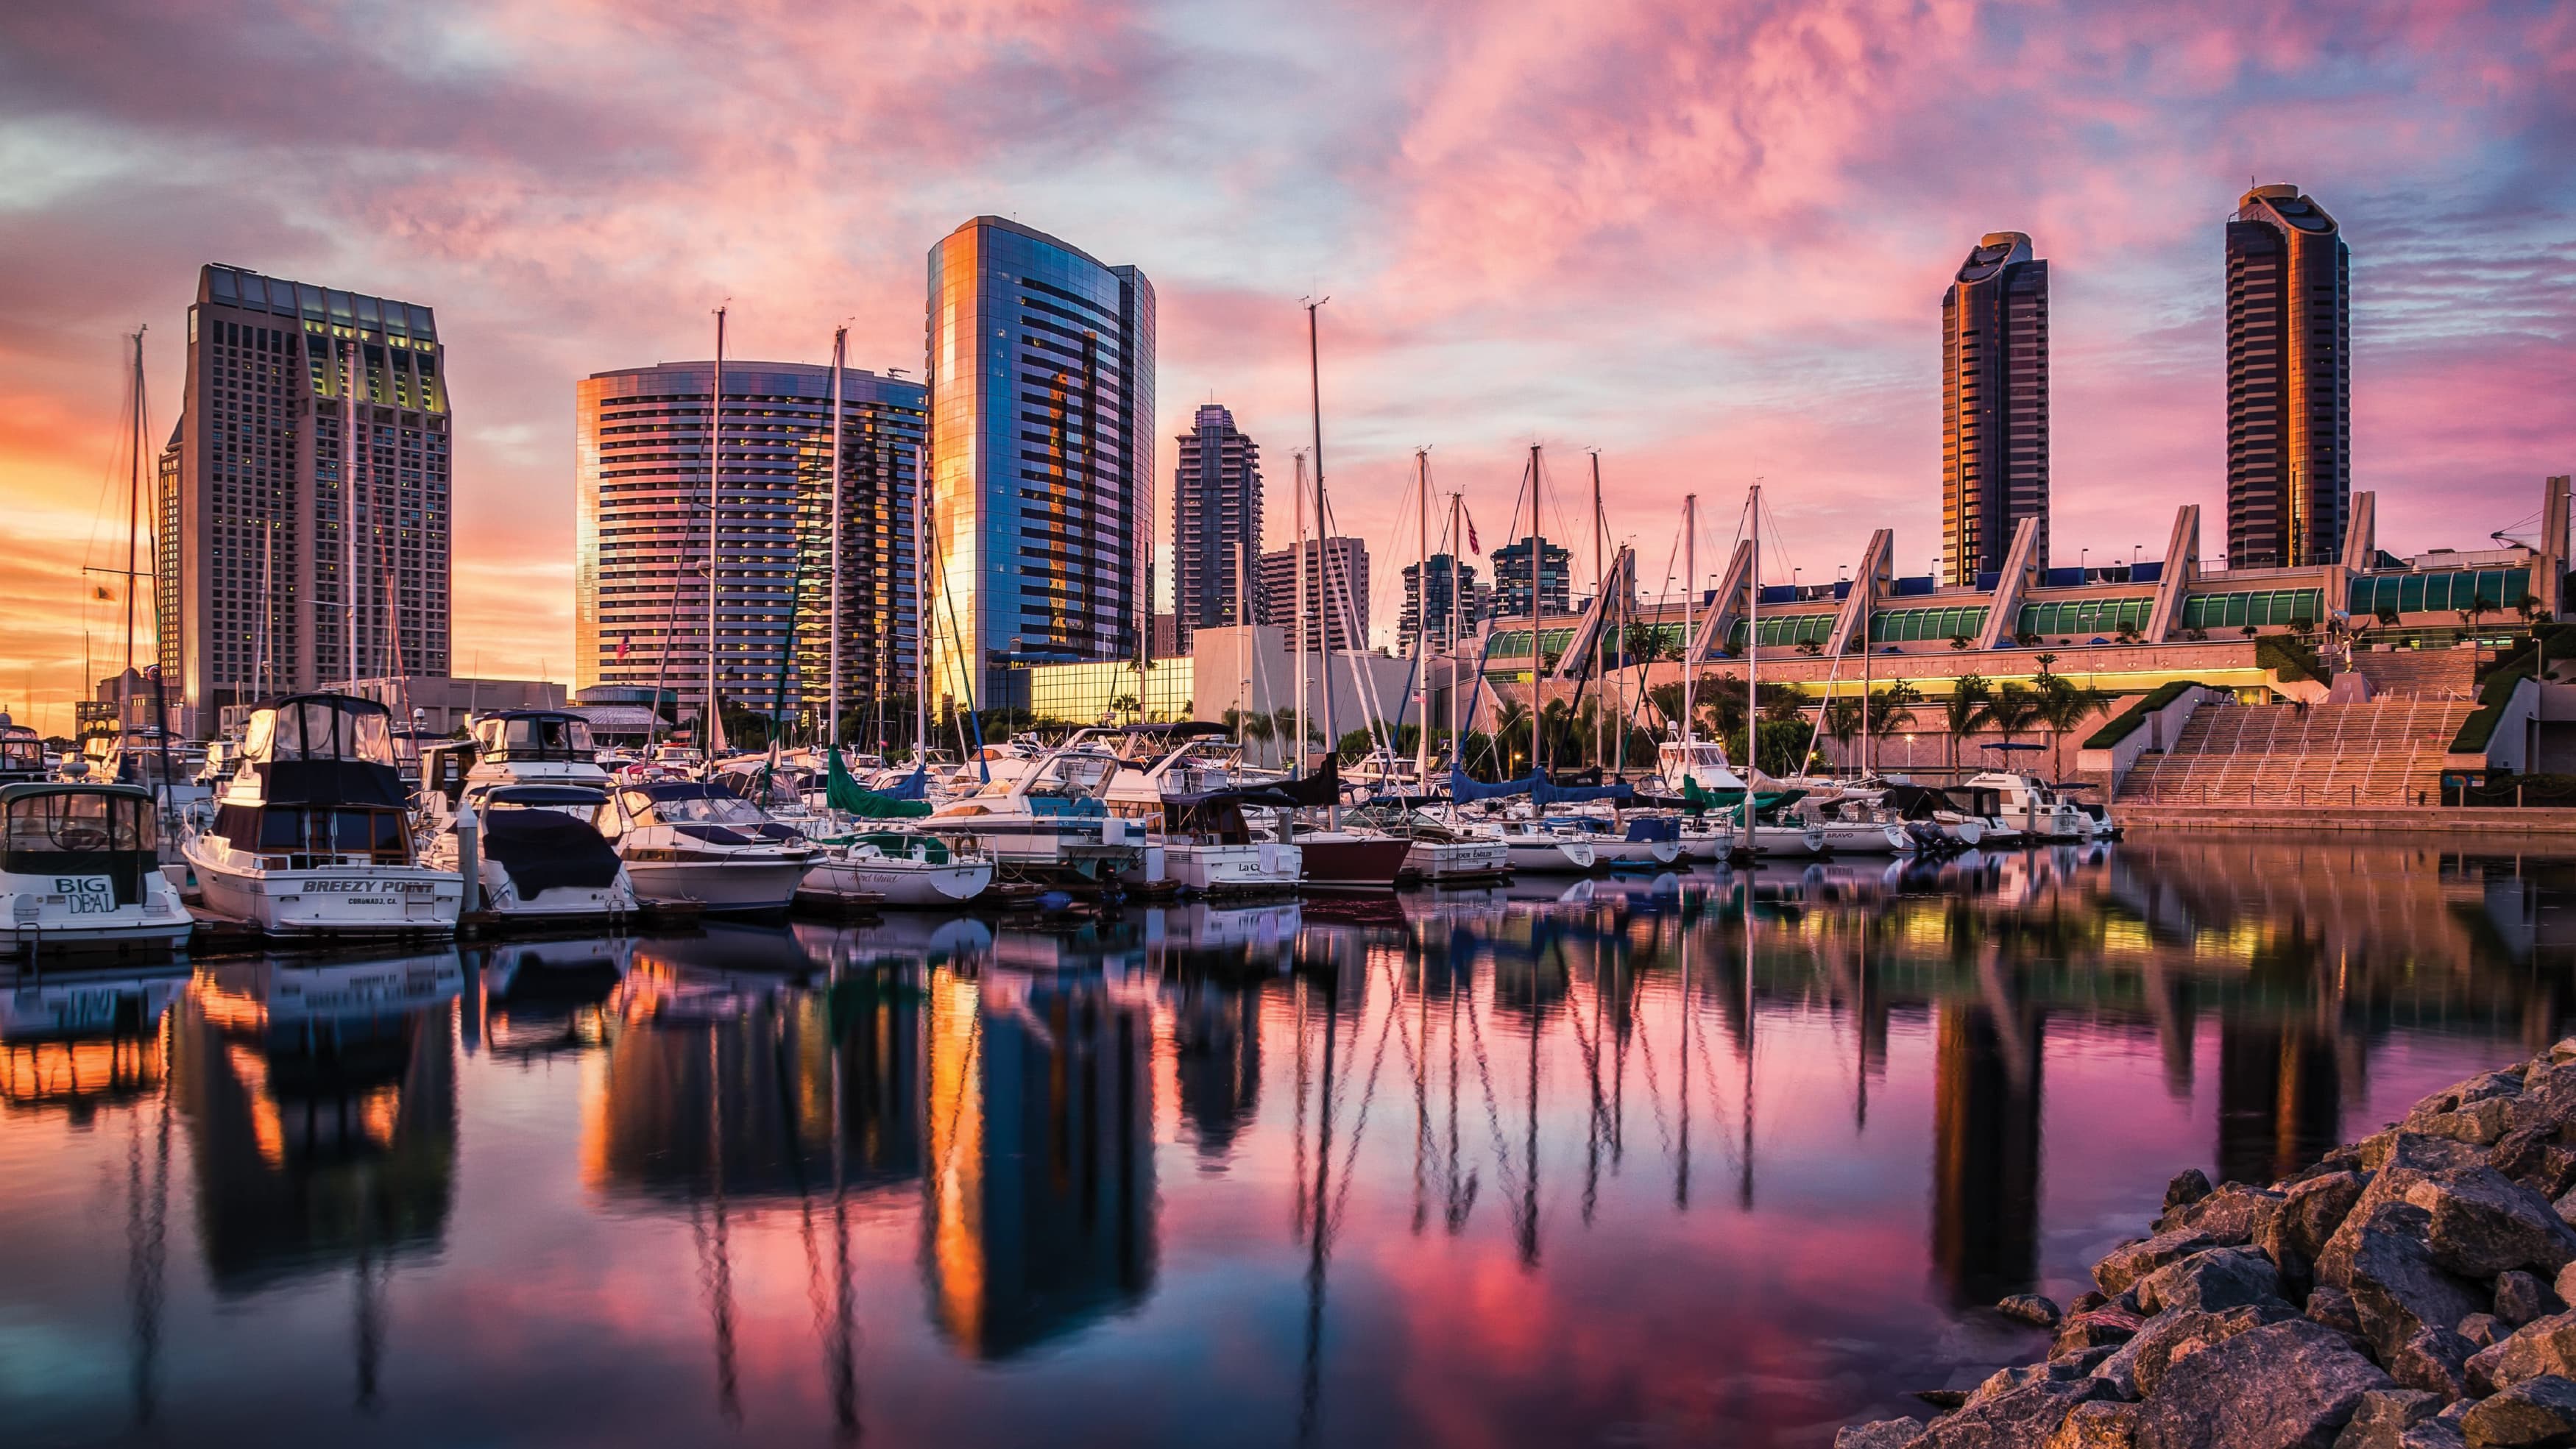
[1493,701,1532,775]
[1942,675,1992,782]
[1865,684,1919,765]
[1984,681,2042,765]
[1239,708,1277,765]
[2034,675,2110,782]
[1109,691,1141,723]
[1822,696,1864,772]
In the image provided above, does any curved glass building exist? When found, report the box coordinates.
[2226,184,2349,570]
[1941,232,2050,587]
[926,218,1154,714]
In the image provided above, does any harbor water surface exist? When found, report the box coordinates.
[4,835,2572,1448]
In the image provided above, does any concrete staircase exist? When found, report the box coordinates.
[2349,648,2477,699]
[2117,697,2475,809]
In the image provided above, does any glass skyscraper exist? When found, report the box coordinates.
[1171,403,1262,653]
[2226,184,2350,570]
[1941,232,2050,587]
[925,217,1154,714]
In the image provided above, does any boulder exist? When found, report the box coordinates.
[2130,1319,2393,1448]
[2497,1271,2559,1329]
[2099,1233,2225,1296]
[2360,1133,2487,1176]
[1917,1375,2117,1448]
[2385,1327,2477,1401]
[2001,1294,2064,1328]
[2273,1173,2375,1265]
[2328,1389,2444,1449]
[2457,1373,2576,1445]
[2318,1202,2490,1361]
[2048,1400,2142,1449]
[2410,1100,2516,1149]
[2550,1038,2576,1067]
[2056,1305,2149,1356]
[2399,1167,2576,1278]
[2486,1125,2576,1202]
[2557,1263,2576,1313]
[2168,1168,2215,1211]
[2162,1184,2287,1245]
[2310,1286,2371,1345]
[1836,1420,1926,1449]
[2554,1188,2576,1235]
[2465,1311,2576,1395]
[2462,1315,2508,1350]
[2073,1290,2113,1316]
[2140,1247,2287,1315]
[2096,1303,2298,1399]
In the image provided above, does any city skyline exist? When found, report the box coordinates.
[2,1,2571,729]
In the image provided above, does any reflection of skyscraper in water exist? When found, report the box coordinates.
[923,973,1157,1358]
[2216,1021,2345,1189]
[1931,999,2044,1308]
[586,975,923,1203]
[171,955,464,1293]
[1172,977,1261,1168]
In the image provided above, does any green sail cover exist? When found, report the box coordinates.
[827,747,933,818]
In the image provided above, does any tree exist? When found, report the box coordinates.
[1108,691,1141,722]
[1985,681,2042,759]
[1865,683,1920,761]
[2035,674,2110,782]
[2014,630,2041,648]
[1758,681,1810,726]
[1942,676,1991,780]
[1950,634,1974,651]
[1240,708,1277,764]
[2463,592,2499,639]
[1270,706,1305,767]
[1822,696,1864,768]
[2240,624,2260,638]
[1492,701,1532,774]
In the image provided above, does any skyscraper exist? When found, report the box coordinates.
[1259,538,1369,652]
[1398,553,1479,655]
[1170,404,1262,652]
[2226,184,2350,569]
[163,265,453,732]
[1941,232,2049,587]
[574,361,924,719]
[1490,535,1571,617]
[926,217,1154,713]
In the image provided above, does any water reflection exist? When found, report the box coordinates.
[4,837,2575,1448]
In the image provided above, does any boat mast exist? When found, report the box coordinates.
[1306,298,1335,826]
[1590,450,1604,773]
[1682,494,1696,751]
[1526,443,1541,782]
[343,335,359,688]
[828,326,845,752]
[1294,450,1307,774]
[1414,447,1430,789]
[708,305,726,763]
[122,327,142,754]
[1448,489,1464,794]
[1859,578,1871,778]
[1741,482,1761,853]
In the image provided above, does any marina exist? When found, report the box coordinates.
[4,835,2570,1448]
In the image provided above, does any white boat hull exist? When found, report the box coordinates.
[1404,839,1510,882]
[802,854,994,907]
[183,840,462,937]
[478,859,640,921]
[0,874,194,956]
[1498,837,1597,874]
[1584,838,1682,868]
[1805,821,1917,855]
[1161,842,1301,895]
[622,857,808,913]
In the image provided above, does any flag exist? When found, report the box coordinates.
[1464,510,1480,555]
[617,635,629,661]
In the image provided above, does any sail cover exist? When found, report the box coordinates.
[827,747,933,818]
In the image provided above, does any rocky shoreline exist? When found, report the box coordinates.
[1839,1036,2576,1448]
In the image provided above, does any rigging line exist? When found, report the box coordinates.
[1457,970,1525,1220]
[1322,957,1412,1246]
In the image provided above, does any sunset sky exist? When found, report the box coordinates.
[1,0,2569,733]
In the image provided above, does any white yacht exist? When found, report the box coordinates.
[0,782,194,956]
[182,694,463,938]
[419,711,639,925]
[925,747,1153,888]
[1097,725,1301,895]
[596,779,814,913]
[801,832,994,907]
[1962,770,2099,844]
[0,715,46,785]
[1463,816,1599,874]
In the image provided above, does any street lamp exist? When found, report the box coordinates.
[2080,547,2089,575]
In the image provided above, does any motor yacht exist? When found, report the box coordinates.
[800,831,994,907]
[1335,803,1511,885]
[1094,725,1302,895]
[1961,770,2098,843]
[923,746,1152,888]
[418,711,637,925]
[0,715,46,786]
[0,782,194,956]
[181,693,463,937]
[596,779,813,913]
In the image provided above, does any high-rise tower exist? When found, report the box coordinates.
[2226,184,2350,569]
[1941,232,2049,587]
[1170,404,1262,652]
[925,217,1154,713]
[163,264,452,734]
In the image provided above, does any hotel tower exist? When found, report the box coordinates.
[1940,232,2050,587]
[2225,183,2350,569]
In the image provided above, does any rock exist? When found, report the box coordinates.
[2056,1345,2120,1377]
[2332,1389,2444,1448]
[2140,1247,2287,1315]
[2555,1188,2576,1234]
[2310,1285,2371,1343]
[2462,1314,2508,1350]
[1915,1388,1970,1409]
[2130,1319,2393,1448]
[2048,1400,2142,1448]
[2073,1290,2112,1315]
[2096,1303,2298,1399]
[2498,1271,2560,1329]
[2487,1125,2576,1202]
[2360,1133,2486,1175]
[2056,1305,2149,1355]
[2168,1168,2216,1211]
[2386,1327,2477,1401]
[1836,1420,1927,1449]
[2458,1373,2576,1445]
[2551,1039,2576,1066]
[2274,1173,2374,1267]
[2001,1293,2065,1328]
[1918,1375,2117,1448]
[2400,1167,2576,1278]
[2163,1183,2287,1245]
[2465,1311,2576,1395]
[2411,1100,2516,1149]
[2557,1264,2576,1312]
[2099,1232,2224,1296]
[2319,1202,2490,1361]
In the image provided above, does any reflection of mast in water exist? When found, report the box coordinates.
[1739,878,1755,1211]
[1297,970,1340,1447]
[690,1029,742,1425]
[124,1042,173,1429]
[1931,985,2045,1308]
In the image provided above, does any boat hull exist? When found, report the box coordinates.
[621,857,808,913]
[1500,838,1597,874]
[1402,838,1511,884]
[1161,843,1301,896]
[183,841,463,938]
[1583,838,1680,869]
[478,860,640,923]
[802,854,994,907]
[1296,834,1415,890]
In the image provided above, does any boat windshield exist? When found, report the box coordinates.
[647,793,771,826]
[1030,754,1117,798]
[4,792,155,854]
[477,715,596,761]
[0,733,41,771]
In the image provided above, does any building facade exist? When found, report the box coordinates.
[163,264,453,734]
[574,361,924,721]
[2226,184,2350,570]
[1490,535,1571,618]
[1258,537,1368,652]
[1941,232,2050,586]
[1398,553,1479,655]
[1170,403,1262,651]
[926,217,1155,714]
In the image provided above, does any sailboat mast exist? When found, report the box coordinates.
[123,328,141,748]
[1527,443,1540,781]
[1448,489,1464,782]
[708,305,726,762]
[1742,483,1761,851]
[1293,451,1307,772]
[1307,300,1335,825]
[1414,448,1429,787]
[1682,495,1696,748]
[1859,581,1871,777]
[828,326,846,751]
[1590,450,1604,773]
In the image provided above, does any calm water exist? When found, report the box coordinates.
[6,837,2574,1448]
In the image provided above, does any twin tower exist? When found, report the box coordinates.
[1942,183,2351,584]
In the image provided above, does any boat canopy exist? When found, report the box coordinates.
[472,712,596,762]
[242,694,397,767]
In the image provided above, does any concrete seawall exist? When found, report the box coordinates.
[2122,808,2576,835]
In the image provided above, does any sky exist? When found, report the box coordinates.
[0,0,2570,733]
